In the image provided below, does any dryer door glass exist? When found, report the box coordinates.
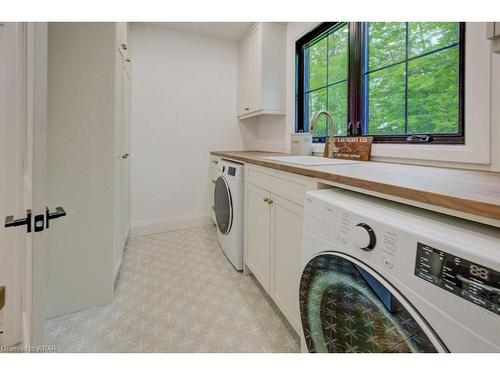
[214,176,232,235]
[299,253,441,353]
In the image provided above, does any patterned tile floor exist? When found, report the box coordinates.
[44,225,300,352]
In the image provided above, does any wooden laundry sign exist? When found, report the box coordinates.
[323,136,374,161]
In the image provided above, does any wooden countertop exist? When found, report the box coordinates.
[211,150,500,224]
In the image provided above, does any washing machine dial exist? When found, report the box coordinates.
[351,223,376,250]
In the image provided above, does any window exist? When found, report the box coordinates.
[302,23,349,141]
[296,22,465,144]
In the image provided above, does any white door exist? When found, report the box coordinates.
[244,183,271,293]
[0,22,48,347]
[120,59,131,247]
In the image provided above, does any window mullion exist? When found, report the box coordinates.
[404,22,409,135]
[348,22,362,135]
[326,31,329,132]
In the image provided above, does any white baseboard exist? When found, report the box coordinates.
[130,213,212,237]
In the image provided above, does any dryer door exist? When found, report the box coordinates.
[299,252,446,353]
[214,176,233,235]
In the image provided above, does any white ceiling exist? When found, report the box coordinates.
[146,22,253,42]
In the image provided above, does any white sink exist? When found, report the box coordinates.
[261,155,360,166]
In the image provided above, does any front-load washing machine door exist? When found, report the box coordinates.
[299,253,446,353]
[214,176,233,235]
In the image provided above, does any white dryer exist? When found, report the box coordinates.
[300,188,500,353]
[214,160,244,270]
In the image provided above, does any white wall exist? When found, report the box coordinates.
[256,22,500,172]
[130,24,258,236]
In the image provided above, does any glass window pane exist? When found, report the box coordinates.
[367,63,406,135]
[409,22,459,58]
[307,37,327,91]
[407,47,459,134]
[328,24,349,84]
[307,88,327,136]
[327,82,348,136]
[368,22,406,71]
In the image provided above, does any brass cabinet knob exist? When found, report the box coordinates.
[121,153,129,159]
[263,197,269,203]
[267,199,274,204]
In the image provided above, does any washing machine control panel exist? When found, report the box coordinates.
[415,243,500,316]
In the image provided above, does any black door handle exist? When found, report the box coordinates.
[4,209,32,233]
[45,206,66,229]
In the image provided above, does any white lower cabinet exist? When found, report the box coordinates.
[245,183,272,293]
[244,164,315,334]
[270,194,303,333]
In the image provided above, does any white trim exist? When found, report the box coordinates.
[130,213,212,237]
[308,23,493,165]
[238,109,286,120]
[113,225,129,283]
[113,256,123,283]
[22,312,29,346]
[27,22,48,346]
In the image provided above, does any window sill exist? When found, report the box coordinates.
[312,141,490,165]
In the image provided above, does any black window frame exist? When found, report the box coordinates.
[296,22,465,145]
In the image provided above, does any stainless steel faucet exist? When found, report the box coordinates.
[310,110,335,157]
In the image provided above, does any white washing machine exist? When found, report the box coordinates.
[214,160,244,271]
[300,188,500,353]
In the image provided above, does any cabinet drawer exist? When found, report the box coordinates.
[245,164,316,207]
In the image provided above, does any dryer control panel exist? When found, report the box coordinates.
[415,243,500,316]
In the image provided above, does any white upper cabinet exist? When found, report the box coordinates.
[487,22,500,54]
[237,23,286,119]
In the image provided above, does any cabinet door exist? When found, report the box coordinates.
[237,36,251,116]
[271,194,303,333]
[245,183,271,293]
[248,24,262,112]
